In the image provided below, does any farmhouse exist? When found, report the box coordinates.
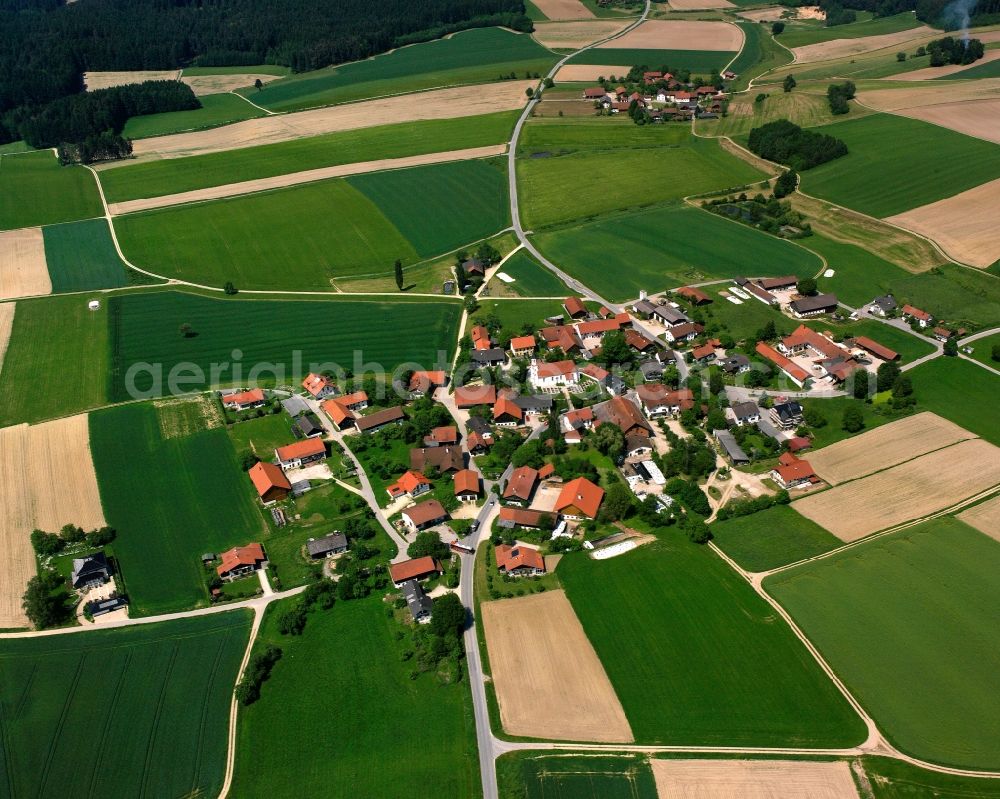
[530,359,579,389]
[424,425,458,447]
[626,432,652,457]
[410,446,464,473]
[249,461,292,504]
[574,318,621,340]
[539,325,583,354]
[409,370,447,396]
[302,373,336,399]
[625,329,655,353]
[503,465,539,505]
[755,342,810,387]
[454,384,496,408]
[498,507,555,530]
[454,469,480,501]
[510,335,537,357]
[275,437,325,469]
[471,324,492,350]
[735,277,778,306]
[217,543,266,581]
[771,453,819,489]
[563,297,588,319]
[401,499,449,533]
[713,429,749,465]
[562,407,594,436]
[636,384,693,417]
[933,326,955,342]
[902,304,933,327]
[294,412,324,439]
[651,305,689,326]
[389,556,442,586]
[663,321,704,343]
[691,342,716,363]
[71,553,110,590]
[355,406,404,433]
[493,395,523,427]
[307,532,348,559]
[675,286,712,305]
[790,293,839,318]
[472,348,507,367]
[321,398,355,428]
[555,477,604,520]
[387,470,432,500]
[851,336,899,362]
[222,388,266,411]
[461,258,485,276]
[402,579,433,623]
[495,544,546,577]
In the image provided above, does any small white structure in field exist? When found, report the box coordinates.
[88,300,100,311]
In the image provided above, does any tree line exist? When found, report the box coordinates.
[782,0,1000,27]
[0,0,529,144]
[747,119,848,171]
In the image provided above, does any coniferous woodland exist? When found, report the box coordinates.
[747,120,849,172]
[0,0,529,148]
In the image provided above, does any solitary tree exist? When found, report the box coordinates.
[224,281,238,295]
[796,277,817,296]
[992,343,1000,362]
[842,404,865,433]
[22,572,68,630]
[943,337,958,356]
[429,593,466,639]
[876,360,901,392]
[772,21,785,34]
[783,74,797,93]
[394,259,404,291]
[525,87,534,99]
[254,78,264,91]
[180,323,194,338]
[896,51,907,62]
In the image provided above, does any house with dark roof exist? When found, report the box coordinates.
[72,553,110,590]
[639,360,664,381]
[307,532,348,559]
[770,401,804,430]
[294,412,324,439]
[713,429,749,465]
[730,401,761,426]
[472,348,507,367]
[461,258,485,276]
[663,321,704,343]
[389,556,442,586]
[355,406,405,433]
[401,500,449,533]
[402,580,433,623]
[790,293,839,318]
[869,294,897,317]
[720,354,751,374]
[86,595,128,617]
[651,305,690,326]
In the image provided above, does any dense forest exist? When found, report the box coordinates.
[0,0,529,143]
[747,120,849,171]
[782,0,1000,28]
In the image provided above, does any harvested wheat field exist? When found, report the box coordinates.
[888,177,1000,267]
[650,759,859,799]
[532,20,631,48]
[555,63,632,81]
[793,438,1000,542]
[893,50,1000,80]
[181,74,281,96]
[896,98,1000,145]
[0,414,106,628]
[531,0,595,19]
[0,303,15,373]
[669,0,735,10]
[109,145,508,214]
[858,77,1000,111]
[0,424,33,628]
[957,494,1000,544]
[737,6,787,21]
[85,70,181,91]
[597,20,743,51]
[792,26,935,63]
[0,228,51,300]
[808,412,973,485]
[131,80,534,160]
[481,590,633,742]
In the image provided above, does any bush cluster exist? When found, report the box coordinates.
[747,119,848,171]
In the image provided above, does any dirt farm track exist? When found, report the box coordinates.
[481,590,633,743]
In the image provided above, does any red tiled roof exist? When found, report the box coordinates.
[510,335,536,351]
[584,87,607,98]
[787,436,812,452]
[389,556,442,583]
[355,406,405,432]
[275,437,325,462]
[581,363,609,380]
[503,466,538,501]
[667,321,703,339]
[782,325,844,360]
[757,275,797,290]
[555,477,604,518]
[409,370,446,392]
[496,544,545,573]
[676,286,711,303]
[756,342,810,384]
[454,385,496,408]
[563,297,587,317]
[217,543,265,577]
[853,337,898,361]
[453,469,480,496]
[775,459,816,484]
[692,343,715,360]
[321,398,354,425]
[536,360,577,379]
[302,373,331,397]
[498,507,553,528]
[387,470,431,497]
[426,425,458,444]
[339,390,368,407]
[493,396,523,421]
[636,385,694,411]
[403,499,448,527]
[902,304,931,321]
[248,462,291,498]
[467,431,490,451]
[538,462,555,480]
[576,318,620,336]
[223,388,265,407]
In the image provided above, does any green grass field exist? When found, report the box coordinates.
[806,234,915,307]
[697,89,871,138]
[567,48,737,73]
[474,298,569,332]
[346,157,510,256]
[775,12,920,48]
[517,130,762,229]
[497,753,657,799]
[862,756,1000,798]
[711,505,843,572]
[767,517,1000,768]
[108,291,461,400]
[100,112,517,203]
[799,114,1000,218]
[182,64,291,77]
[890,266,1000,330]
[0,151,103,231]
[0,612,250,797]
[909,358,1000,445]
[122,93,266,140]
[726,22,793,92]
[42,219,135,293]
[231,597,479,797]
[90,402,266,615]
[115,178,415,289]
[116,159,509,289]
[559,537,866,746]
[966,332,1000,369]
[0,293,110,426]
[796,396,896,448]
[937,55,1000,79]
[243,28,555,112]
[533,204,821,301]
[492,249,570,296]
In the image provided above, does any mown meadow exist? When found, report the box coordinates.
[0,150,103,231]
[122,92,266,140]
[0,612,251,797]
[42,218,140,293]
[710,505,843,572]
[497,753,658,799]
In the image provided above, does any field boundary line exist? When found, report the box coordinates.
[229,90,276,115]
